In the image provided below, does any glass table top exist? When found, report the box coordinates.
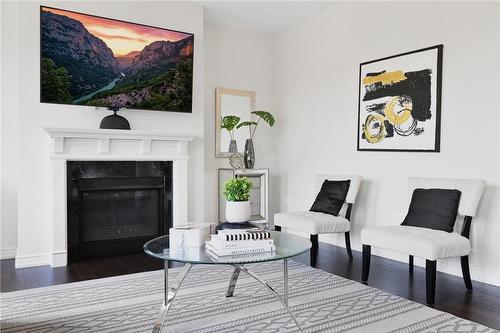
[144,231,312,264]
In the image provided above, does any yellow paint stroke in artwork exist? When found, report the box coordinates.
[363,113,386,143]
[384,96,412,125]
[363,70,407,86]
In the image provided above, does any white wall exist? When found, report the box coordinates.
[204,23,276,222]
[0,1,205,265]
[0,1,19,259]
[2,1,499,287]
[272,2,500,285]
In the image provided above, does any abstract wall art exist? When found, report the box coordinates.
[40,6,194,112]
[357,45,443,152]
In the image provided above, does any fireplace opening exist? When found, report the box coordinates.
[67,161,172,261]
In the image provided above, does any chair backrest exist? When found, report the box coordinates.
[315,175,362,205]
[408,177,485,217]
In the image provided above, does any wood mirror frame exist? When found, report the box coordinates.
[215,87,256,158]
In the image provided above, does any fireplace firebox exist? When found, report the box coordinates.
[67,161,172,261]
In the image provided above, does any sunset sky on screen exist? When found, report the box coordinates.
[42,7,191,56]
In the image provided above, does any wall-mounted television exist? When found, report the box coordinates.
[40,6,194,113]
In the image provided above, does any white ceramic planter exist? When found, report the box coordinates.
[225,200,251,223]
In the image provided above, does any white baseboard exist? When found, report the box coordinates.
[51,251,67,267]
[0,247,17,259]
[468,267,500,286]
[287,230,500,287]
[10,235,500,286]
[372,248,500,287]
[15,253,51,268]
[15,251,68,268]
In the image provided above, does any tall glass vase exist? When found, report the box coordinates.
[244,139,255,169]
[228,139,237,153]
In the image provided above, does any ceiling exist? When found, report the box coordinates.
[201,1,333,33]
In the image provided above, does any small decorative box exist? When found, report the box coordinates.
[169,223,211,247]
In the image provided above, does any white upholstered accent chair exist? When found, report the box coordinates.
[361,177,486,304]
[274,175,362,266]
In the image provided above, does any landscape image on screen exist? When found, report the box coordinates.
[40,6,194,112]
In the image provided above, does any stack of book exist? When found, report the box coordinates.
[205,230,275,259]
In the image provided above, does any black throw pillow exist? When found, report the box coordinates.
[310,180,350,216]
[401,188,462,232]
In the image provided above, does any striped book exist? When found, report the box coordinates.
[208,236,273,249]
[216,230,272,241]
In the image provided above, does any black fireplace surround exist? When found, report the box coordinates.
[67,161,172,262]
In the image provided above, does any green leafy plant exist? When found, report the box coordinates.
[223,177,253,201]
[221,116,241,140]
[236,111,275,139]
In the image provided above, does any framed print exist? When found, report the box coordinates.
[40,6,194,113]
[357,45,443,152]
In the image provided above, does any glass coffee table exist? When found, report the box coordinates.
[144,230,311,333]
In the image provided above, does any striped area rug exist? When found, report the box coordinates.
[0,261,496,332]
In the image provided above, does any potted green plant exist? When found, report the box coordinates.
[236,111,275,168]
[223,177,253,223]
[221,116,241,153]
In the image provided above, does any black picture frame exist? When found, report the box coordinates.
[357,45,443,152]
[39,6,195,113]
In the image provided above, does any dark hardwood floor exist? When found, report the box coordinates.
[1,242,499,330]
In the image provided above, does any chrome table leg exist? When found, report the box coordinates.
[284,258,288,306]
[152,262,192,333]
[226,266,241,297]
[233,263,302,332]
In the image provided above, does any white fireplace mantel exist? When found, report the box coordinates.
[44,127,194,159]
[43,127,196,267]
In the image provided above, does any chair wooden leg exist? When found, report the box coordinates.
[426,260,437,304]
[461,256,473,291]
[409,255,414,274]
[362,245,371,282]
[310,234,318,267]
[274,225,281,232]
[344,232,353,259]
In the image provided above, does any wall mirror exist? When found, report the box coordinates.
[216,87,255,158]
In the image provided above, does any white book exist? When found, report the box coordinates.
[206,249,275,263]
[205,241,275,256]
